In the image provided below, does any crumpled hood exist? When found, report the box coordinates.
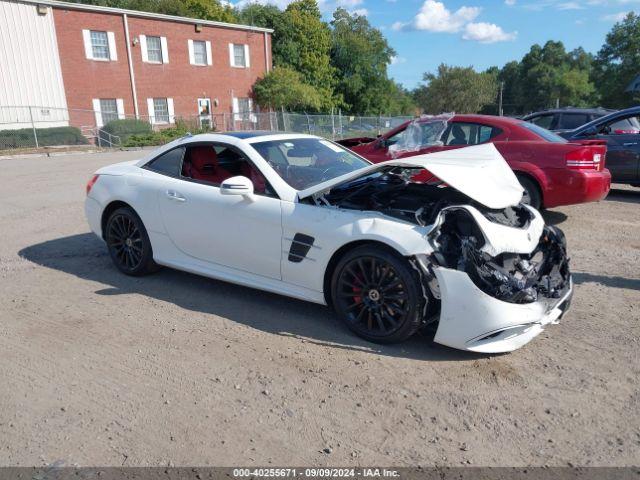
[298,143,524,209]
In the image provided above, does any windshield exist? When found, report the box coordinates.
[251,137,370,190]
[520,122,568,143]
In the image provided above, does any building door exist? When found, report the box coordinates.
[198,98,212,130]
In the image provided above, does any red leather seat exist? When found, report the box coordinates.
[186,146,231,184]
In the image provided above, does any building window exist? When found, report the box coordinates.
[90,30,110,60]
[100,99,118,125]
[146,36,163,63]
[237,98,251,117]
[153,98,169,123]
[233,44,246,67]
[193,40,207,66]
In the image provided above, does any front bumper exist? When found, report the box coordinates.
[433,267,573,353]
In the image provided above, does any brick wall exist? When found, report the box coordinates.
[52,7,271,129]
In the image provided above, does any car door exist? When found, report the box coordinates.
[153,142,283,280]
[586,115,640,182]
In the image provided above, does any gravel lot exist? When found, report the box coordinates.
[0,150,638,467]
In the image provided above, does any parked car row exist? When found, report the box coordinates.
[524,106,640,186]
[338,114,611,210]
[82,106,639,351]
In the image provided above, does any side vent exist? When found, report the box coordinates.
[288,233,315,263]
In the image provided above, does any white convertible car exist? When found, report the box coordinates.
[85,132,572,353]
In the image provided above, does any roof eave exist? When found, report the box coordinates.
[12,0,274,33]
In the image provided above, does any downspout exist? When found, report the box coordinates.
[122,13,139,118]
[263,31,269,73]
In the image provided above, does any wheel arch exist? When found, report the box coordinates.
[514,170,545,208]
[322,239,405,307]
[100,200,136,240]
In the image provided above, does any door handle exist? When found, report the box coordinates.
[623,142,638,146]
[166,190,186,202]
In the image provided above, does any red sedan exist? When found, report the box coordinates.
[339,114,611,209]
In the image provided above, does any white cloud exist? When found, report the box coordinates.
[603,10,631,20]
[462,22,517,42]
[393,0,515,43]
[335,0,363,6]
[390,55,406,65]
[505,0,516,4]
[393,0,480,32]
[350,7,368,15]
[557,1,583,9]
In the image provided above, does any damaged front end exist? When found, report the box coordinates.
[419,205,573,353]
[430,207,571,305]
[304,143,574,352]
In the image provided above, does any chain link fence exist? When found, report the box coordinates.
[0,105,412,152]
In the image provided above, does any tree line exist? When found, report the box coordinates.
[74,0,640,115]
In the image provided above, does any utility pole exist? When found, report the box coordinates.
[498,81,504,117]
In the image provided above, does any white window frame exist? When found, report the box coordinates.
[140,35,169,64]
[232,96,255,123]
[229,43,250,68]
[189,39,211,66]
[83,29,117,61]
[92,98,125,128]
[147,97,174,125]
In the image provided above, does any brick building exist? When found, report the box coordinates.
[0,0,273,130]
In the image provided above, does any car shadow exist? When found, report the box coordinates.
[541,209,568,225]
[18,233,482,362]
[573,272,640,291]
[606,187,640,204]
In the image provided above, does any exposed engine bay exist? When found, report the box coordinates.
[430,209,570,304]
[314,167,571,305]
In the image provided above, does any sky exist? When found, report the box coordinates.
[232,0,639,89]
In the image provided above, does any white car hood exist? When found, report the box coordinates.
[298,143,524,209]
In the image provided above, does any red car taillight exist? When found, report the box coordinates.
[86,174,99,195]
[566,149,602,171]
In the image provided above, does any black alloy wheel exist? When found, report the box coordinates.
[105,207,158,276]
[331,245,424,343]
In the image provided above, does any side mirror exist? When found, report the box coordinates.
[220,176,254,196]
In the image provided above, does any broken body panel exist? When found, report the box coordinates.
[309,144,572,353]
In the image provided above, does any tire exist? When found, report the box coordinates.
[517,175,542,210]
[105,207,159,276]
[330,245,425,344]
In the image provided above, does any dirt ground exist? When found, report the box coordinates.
[0,150,638,468]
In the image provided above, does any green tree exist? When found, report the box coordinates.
[513,41,597,112]
[253,67,324,111]
[330,8,413,114]
[236,3,292,68]
[278,0,338,109]
[495,61,522,115]
[414,64,498,114]
[593,12,640,108]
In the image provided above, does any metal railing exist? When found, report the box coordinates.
[0,105,412,151]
